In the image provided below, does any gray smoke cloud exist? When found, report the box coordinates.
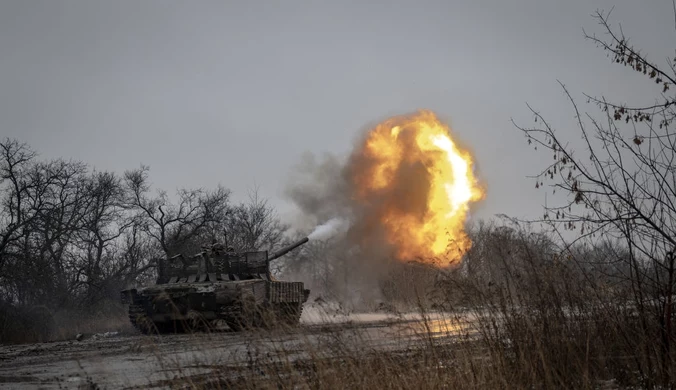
[284,151,353,232]
[282,150,409,311]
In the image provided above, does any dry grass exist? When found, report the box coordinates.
[1,283,664,389]
[3,282,666,388]
[119,296,656,390]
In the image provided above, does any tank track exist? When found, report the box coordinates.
[220,305,246,331]
[128,304,192,334]
[128,304,154,334]
[130,302,305,334]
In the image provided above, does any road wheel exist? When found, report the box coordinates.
[183,310,207,333]
[128,305,156,334]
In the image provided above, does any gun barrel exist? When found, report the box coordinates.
[269,237,309,261]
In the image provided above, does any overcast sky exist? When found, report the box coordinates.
[0,0,672,225]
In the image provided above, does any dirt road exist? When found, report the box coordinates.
[0,309,474,389]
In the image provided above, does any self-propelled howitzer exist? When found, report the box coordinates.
[120,237,310,334]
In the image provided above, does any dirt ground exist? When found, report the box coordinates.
[0,308,474,389]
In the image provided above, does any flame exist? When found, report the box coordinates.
[349,110,484,267]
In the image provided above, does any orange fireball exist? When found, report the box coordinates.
[349,110,484,267]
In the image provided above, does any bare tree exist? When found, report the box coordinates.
[514,8,676,385]
[0,139,38,274]
[123,165,231,257]
[71,171,139,305]
[9,159,94,307]
[1,152,236,310]
[225,186,288,253]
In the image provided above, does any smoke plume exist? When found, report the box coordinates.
[308,217,350,241]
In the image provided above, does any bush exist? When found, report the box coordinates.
[0,301,54,344]
[0,300,132,344]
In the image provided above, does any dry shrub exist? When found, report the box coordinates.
[48,301,134,341]
[0,299,133,344]
[0,301,53,344]
[427,222,670,389]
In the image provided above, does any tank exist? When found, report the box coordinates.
[120,237,310,333]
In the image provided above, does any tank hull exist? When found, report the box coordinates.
[121,279,310,333]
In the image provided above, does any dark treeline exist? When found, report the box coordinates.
[0,138,289,342]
